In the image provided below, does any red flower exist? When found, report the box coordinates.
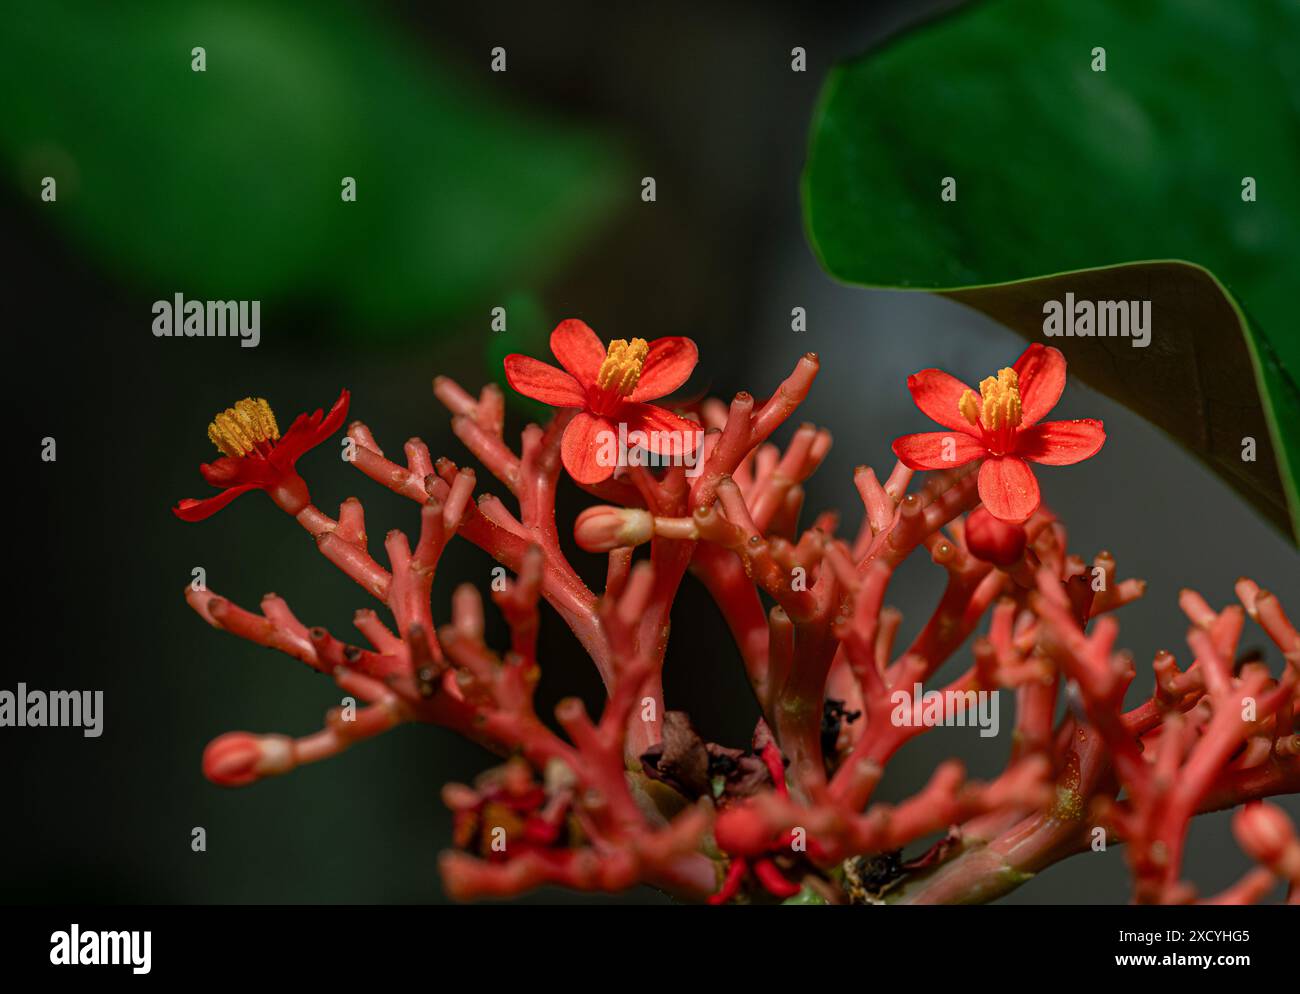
[891,344,1104,523]
[504,319,701,484]
[173,390,350,521]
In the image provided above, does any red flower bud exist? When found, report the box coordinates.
[1234,802,1300,877]
[203,733,263,787]
[203,732,295,787]
[574,506,653,553]
[964,506,1027,567]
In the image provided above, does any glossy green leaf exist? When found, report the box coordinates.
[803,0,1300,540]
[0,1,625,336]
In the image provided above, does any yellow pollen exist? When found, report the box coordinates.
[959,367,1022,431]
[595,338,649,396]
[207,397,279,458]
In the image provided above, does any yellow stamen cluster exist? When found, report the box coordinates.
[959,367,1022,431]
[596,338,649,396]
[208,397,279,458]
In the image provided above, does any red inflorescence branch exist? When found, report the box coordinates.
[175,325,1299,904]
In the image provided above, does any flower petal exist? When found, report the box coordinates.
[275,389,352,466]
[1017,418,1105,465]
[630,337,699,402]
[504,354,587,407]
[977,456,1040,523]
[309,388,352,446]
[561,412,618,484]
[201,454,278,488]
[173,484,262,522]
[891,431,986,470]
[550,319,606,386]
[622,403,704,454]
[1012,344,1066,426]
[906,369,981,435]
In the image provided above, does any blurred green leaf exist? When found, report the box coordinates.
[803,0,1300,541]
[0,1,626,336]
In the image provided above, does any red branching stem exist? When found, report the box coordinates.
[180,340,1297,905]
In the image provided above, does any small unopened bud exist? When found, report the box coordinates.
[965,506,1027,567]
[203,732,294,787]
[574,506,653,552]
[1234,802,1300,878]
